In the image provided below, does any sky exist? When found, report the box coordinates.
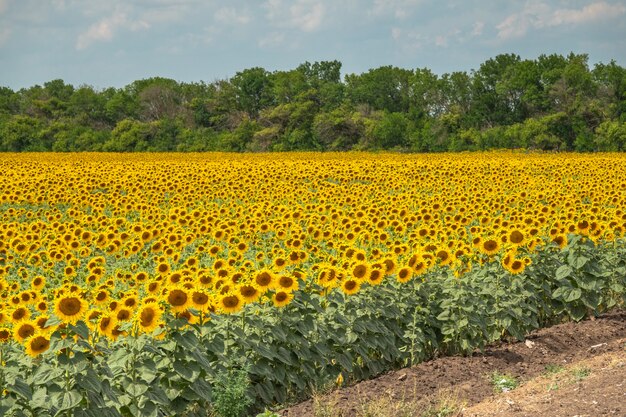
[1,0,625,90]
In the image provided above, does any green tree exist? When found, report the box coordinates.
[0,115,45,151]
[231,68,274,118]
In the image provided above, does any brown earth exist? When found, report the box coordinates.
[279,310,626,417]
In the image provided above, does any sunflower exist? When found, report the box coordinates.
[341,278,361,296]
[10,306,30,322]
[277,275,299,292]
[13,320,37,342]
[435,249,453,266]
[350,262,370,281]
[272,257,287,270]
[396,266,413,283]
[235,284,259,304]
[93,289,109,305]
[31,276,46,290]
[413,261,428,276]
[365,267,384,286]
[24,332,51,357]
[218,293,244,314]
[115,307,132,322]
[190,289,213,312]
[508,229,525,246]
[97,314,123,340]
[381,257,397,276]
[36,301,48,313]
[272,291,294,308]
[552,234,568,249]
[165,286,191,313]
[480,239,500,256]
[253,270,275,291]
[54,295,86,324]
[135,302,163,334]
[506,259,526,275]
[0,327,10,343]
[156,262,171,276]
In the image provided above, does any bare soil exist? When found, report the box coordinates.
[280,310,626,417]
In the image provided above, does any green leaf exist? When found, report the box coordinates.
[30,387,48,409]
[564,288,582,302]
[126,382,149,397]
[571,255,589,269]
[32,365,64,386]
[9,379,32,401]
[69,322,90,340]
[137,399,158,417]
[556,265,573,280]
[173,360,197,382]
[54,390,83,415]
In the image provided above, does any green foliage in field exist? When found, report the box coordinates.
[0,235,625,416]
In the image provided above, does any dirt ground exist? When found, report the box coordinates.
[279,310,626,417]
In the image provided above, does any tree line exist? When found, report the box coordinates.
[1,53,625,152]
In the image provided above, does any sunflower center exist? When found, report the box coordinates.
[59,297,82,316]
[483,240,498,251]
[344,280,358,291]
[140,308,156,325]
[510,230,524,244]
[30,336,50,352]
[192,292,209,305]
[256,272,272,286]
[279,276,294,288]
[240,285,258,297]
[353,265,367,279]
[168,289,188,306]
[18,324,35,339]
[222,295,240,308]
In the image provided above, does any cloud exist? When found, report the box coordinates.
[76,10,149,50]
[263,0,325,32]
[370,0,422,19]
[471,21,484,37]
[390,27,425,51]
[290,1,324,31]
[497,1,626,40]
[548,1,626,26]
[258,31,286,48]
[435,35,447,47]
[215,7,251,25]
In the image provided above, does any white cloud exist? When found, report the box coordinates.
[497,1,626,40]
[263,0,325,32]
[435,35,447,47]
[215,7,251,25]
[471,21,484,37]
[548,1,626,26]
[76,10,149,50]
[290,1,324,31]
[258,31,285,48]
[390,27,425,51]
[370,0,422,19]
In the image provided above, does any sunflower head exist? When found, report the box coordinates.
[24,332,51,357]
[272,291,294,308]
[54,295,86,324]
[218,293,244,314]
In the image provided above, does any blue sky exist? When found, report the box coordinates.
[1,0,625,89]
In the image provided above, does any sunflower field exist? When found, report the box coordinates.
[1,152,625,416]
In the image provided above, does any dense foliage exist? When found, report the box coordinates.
[0,152,625,415]
[1,53,625,152]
